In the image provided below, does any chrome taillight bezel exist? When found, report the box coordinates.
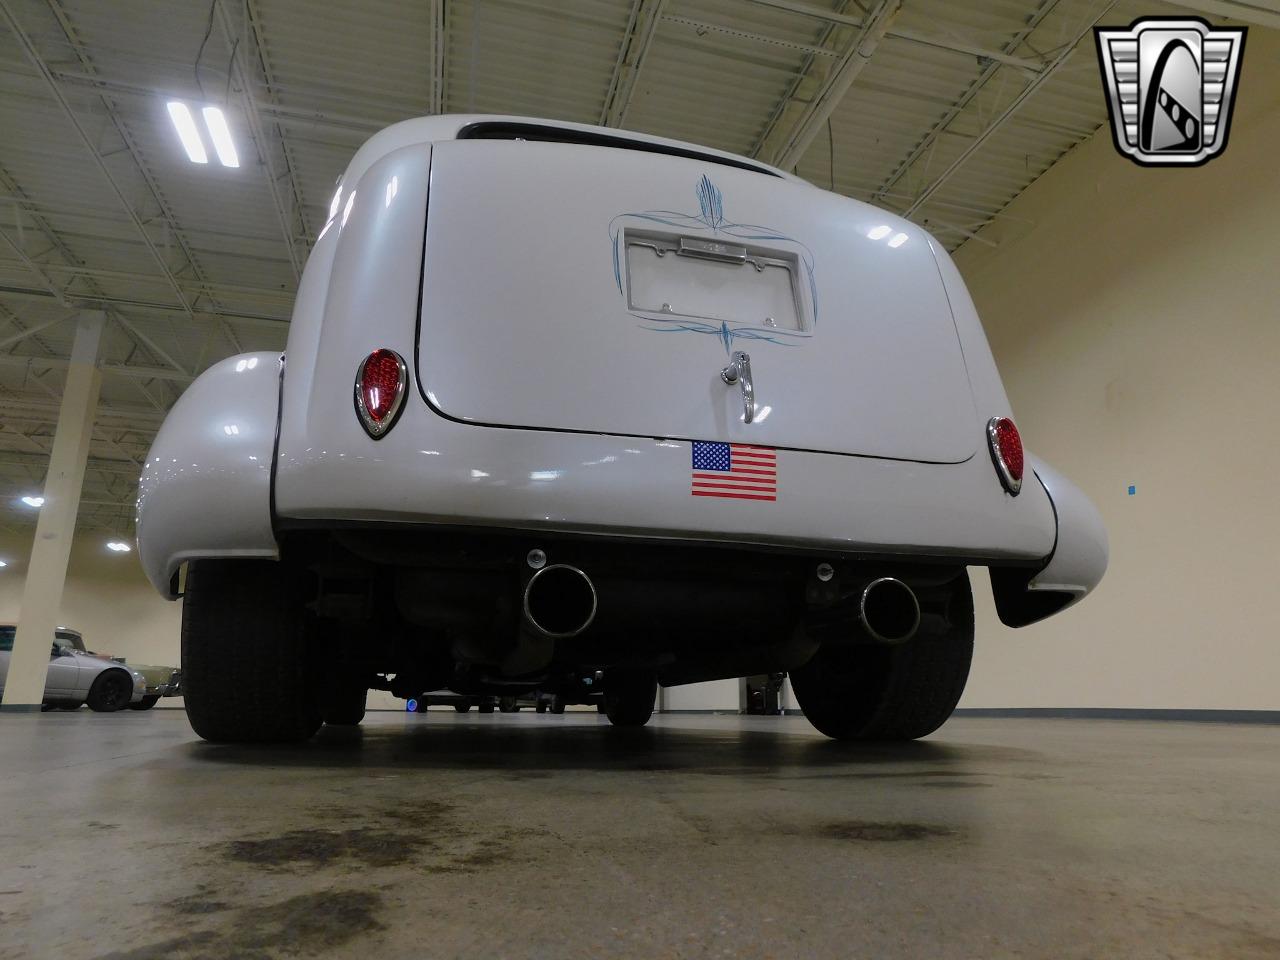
[987,416,1023,496]
[354,349,408,439]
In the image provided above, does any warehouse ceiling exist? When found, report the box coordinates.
[0,0,1273,538]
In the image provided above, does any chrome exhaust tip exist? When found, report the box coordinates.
[522,564,597,638]
[859,577,921,644]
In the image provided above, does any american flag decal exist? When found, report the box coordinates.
[691,441,777,501]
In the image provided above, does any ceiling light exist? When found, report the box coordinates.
[166,101,208,164]
[0,560,8,568]
[106,541,132,553]
[867,225,892,240]
[201,106,240,168]
[20,495,44,508]
[888,233,909,248]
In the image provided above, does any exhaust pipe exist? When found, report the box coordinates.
[523,564,597,638]
[859,577,921,644]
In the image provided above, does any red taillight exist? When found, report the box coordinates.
[987,417,1023,495]
[355,349,406,438]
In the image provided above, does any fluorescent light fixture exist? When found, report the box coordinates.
[0,560,8,568]
[166,101,208,164]
[20,495,44,508]
[201,106,239,168]
[223,424,240,436]
[867,225,892,240]
[106,541,132,553]
[888,232,909,248]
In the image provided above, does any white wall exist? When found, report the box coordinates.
[955,27,1280,710]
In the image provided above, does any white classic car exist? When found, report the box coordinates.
[136,116,1107,744]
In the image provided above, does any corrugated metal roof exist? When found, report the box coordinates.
[0,0,1268,531]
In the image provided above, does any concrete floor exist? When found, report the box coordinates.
[1,711,1277,960]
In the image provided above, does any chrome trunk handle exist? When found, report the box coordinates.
[720,351,756,424]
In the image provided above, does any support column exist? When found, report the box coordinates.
[1,312,104,712]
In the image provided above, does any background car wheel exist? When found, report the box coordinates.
[182,559,322,743]
[86,671,133,712]
[550,697,566,715]
[535,701,547,714]
[453,703,471,713]
[498,697,519,713]
[128,695,161,711]
[603,671,657,727]
[790,574,974,741]
[478,701,495,714]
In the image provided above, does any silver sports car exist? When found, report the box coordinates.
[0,625,146,711]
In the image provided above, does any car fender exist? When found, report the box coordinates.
[990,453,1109,627]
[136,352,282,597]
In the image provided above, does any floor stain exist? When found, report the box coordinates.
[816,820,956,842]
[163,892,231,916]
[917,780,994,789]
[219,827,431,870]
[94,890,384,960]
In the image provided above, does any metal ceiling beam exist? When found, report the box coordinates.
[0,451,148,473]
[741,0,1045,71]
[0,353,193,383]
[660,14,839,57]
[0,311,70,350]
[0,284,289,327]
[42,0,241,356]
[0,1,196,318]
[601,0,668,127]
[0,224,65,305]
[215,0,305,280]
[0,259,295,306]
[0,401,166,429]
[874,0,1063,202]
[430,0,447,113]
[1165,0,1280,29]
[903,1,1118,218]
[765,1,901,171]
[35,70,380,137]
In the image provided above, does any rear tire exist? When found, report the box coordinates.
[86,672,133,712]
[791,574,974,741]
[128,695,161,711]
[603,672,657,727]
[498,697,519,713]
[453,703,471,714]
[550,697,566,715]
[182,559,322,743]
[319,681,367,726]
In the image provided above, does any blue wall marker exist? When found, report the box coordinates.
[1127,484,1136,496]
[406,698,418,712]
